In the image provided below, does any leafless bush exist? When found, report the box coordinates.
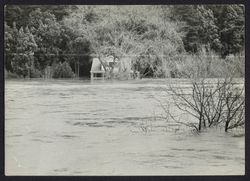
[156,97,201,132]
[138,118,153,134]
[222,80,245,132]
[160,78,245,133]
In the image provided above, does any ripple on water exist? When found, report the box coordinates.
[57,134,78,139]
[31,138,53,143]
[54,168,68,172]
[7,134,23,138]
[5,79,245,175]
[171,148,196,152]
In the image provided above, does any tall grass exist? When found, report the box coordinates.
[167,48,244,79]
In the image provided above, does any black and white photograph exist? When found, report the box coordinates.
[4,4,245,175]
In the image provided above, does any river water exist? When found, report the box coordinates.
[5,79,245,175]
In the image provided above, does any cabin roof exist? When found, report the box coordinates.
[90,58,105,73]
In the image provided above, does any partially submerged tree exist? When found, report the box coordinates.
[160,78,245,133]
[223,80,245,132]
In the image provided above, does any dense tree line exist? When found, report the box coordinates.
[170,5,244,56]
[4,5,245,78]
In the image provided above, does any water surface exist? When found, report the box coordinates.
[5,79,244,175]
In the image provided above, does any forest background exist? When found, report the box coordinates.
[4,5,245,79]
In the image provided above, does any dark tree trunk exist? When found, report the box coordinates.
[77,60,80,78]
[225,121,229,132]
[198,117,202,131]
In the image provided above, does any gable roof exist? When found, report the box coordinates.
[90,58,105,73]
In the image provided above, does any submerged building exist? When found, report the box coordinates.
[90,58,105,80]
[90,56,135,80]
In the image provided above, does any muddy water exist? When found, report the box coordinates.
[5,79,244,175]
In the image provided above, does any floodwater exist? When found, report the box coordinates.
[5,79,245,175]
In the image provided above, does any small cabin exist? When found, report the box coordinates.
[90,58,105,80]
[90,56,135,80]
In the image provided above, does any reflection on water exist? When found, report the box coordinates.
[5,79,244,175]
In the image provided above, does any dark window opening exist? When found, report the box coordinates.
[95,73,104,77]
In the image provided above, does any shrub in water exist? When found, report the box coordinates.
[52,62,75,78]
[30,68,42,78]
[5,70,20,79]
[164,78,245,133]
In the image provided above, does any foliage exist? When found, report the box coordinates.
[4,5,245,78]
[28,8,62,71]
[5,69,20,79]
[170,5,244,57]
[182,5,221,53]
[5,22,18,72]
[5,24,38,77]
[5,5,33,29]
[69,6,185,78]
[5,5,77,28]
[30,68,42,78]
[52,62,75,78]
[170,48,244,78]
[219,5,245,56]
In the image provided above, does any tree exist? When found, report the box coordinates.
[69,37,91,77]
[11,26,37,77]
[170,5,245,56]
[66,6,185,78]
[196,6,222,51]
[220,5,245,56]
[161,78,245,133]
[170,5,221,53]
[5,5,78,28]
[28,8,62,72]
[4,22,19,72]
[39,5,78,21]
[223,80,245,132]
[52,61,75,78]
[5,5,33,28]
